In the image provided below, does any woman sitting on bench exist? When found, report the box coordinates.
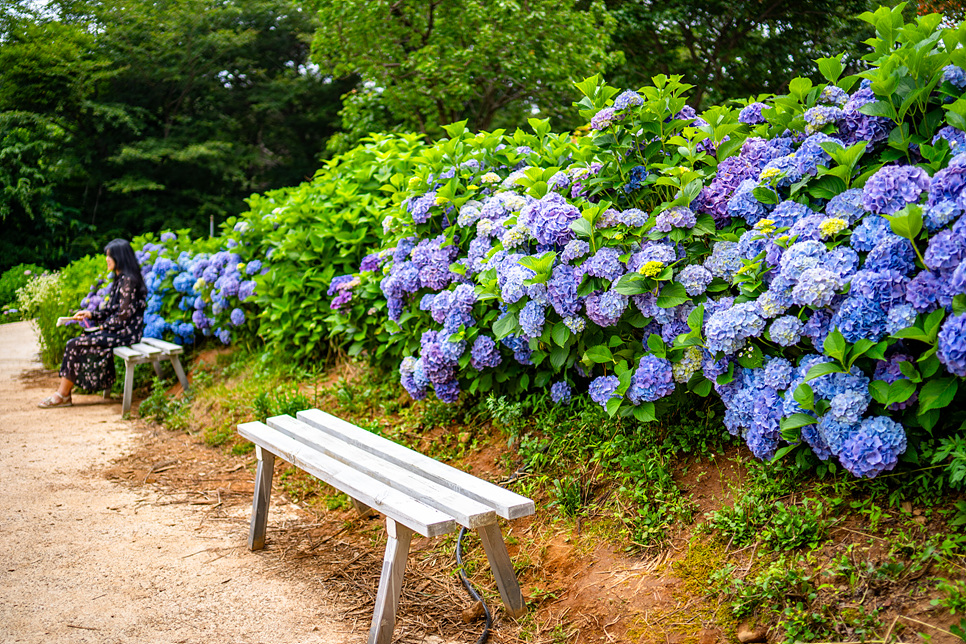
[39,239,148,408]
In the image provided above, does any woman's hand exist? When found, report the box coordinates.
[73,310,92,321]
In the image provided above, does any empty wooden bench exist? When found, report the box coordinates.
[111,337,189,414]
[238,408,535,644]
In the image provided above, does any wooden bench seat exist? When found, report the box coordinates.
[112,337,189,414]
[238,408,535,644]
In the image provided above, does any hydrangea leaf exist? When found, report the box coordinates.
[736,344,763,369]
[656,282,688,308]
[953,294,966,317]
[632,402,656,423]
[781,413,817,431]
[883,205,923,243]
[919,354,942,379]
[898,360,921,383]
[687,375,713,398]
[793,383,815,412]
[806,362,845,381]
[614,273,650,296]
[817,55,845,83]
[551,322,570,348]
[752,186,779,205]
[647,334,667,359]
[585,345,615,364]
[887,379,917,406]
[823,329,848,364]
[550,345,569,370]
[918,377,959,415]
[869,380,890,405]
[605,396,622,418]
[924,308,947,342]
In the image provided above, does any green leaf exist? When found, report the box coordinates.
[794,383,815,412]
[605,396,622,417]
[492,313,518,339]
[632,402,656,423]
[752,186,780,204]
[736,344,763,369]
[887,379,917,406]
[585,345,615,364]
[918,378,960,415]
[686,305,705,333]
[614,273,651,296]
[781,413,817,431]
[817,56,844,83]
[823,329,847,364]
[869,380,890,405]
[656,281,689,308]
[883,205,923,242]
[647,333,667,358]
[550,345,569,370]
[552,322,570,348]
[806,362,844,381]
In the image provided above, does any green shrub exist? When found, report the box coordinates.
[0,263,44,308]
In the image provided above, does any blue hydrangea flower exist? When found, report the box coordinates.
[770,315,804,346]
[561,240,589,264]
[943,64,966,90]
[229,308,245,326]
[838,416,907,478]
[906,270,943,313]
[829,389,870,425]
[676,264,713,296]
[791,268,841,308]
[819,85,849,107]
[704,241,743,281]
[928,160,966,206]
[581,247,625,282]
[585,290,628,327]
[618,208,648,227]
[591,107,619,130]
[816,415,853,459]
[704,302,765,354]
[519,301,546,339]
[938,313,966,377]
[622,166,649,193]
[779,240,826,281]
[627,355,675,404]
[862,165,930,215]
[160,231,177,242]
[826,189,865,224]
[654,207,696,232]
[727,179,772,224]
[408,191,437,224]
[804,105,844,134]
[763,357,794,390]
[589,375,620,408]
[550,381,572,403]
[924,230,966,271]
[530,192,581,247]
[831,297,887,343]
[614,90,643,111]
[864,236,917,275]
[850,215,892,252]
[738,102,768,125]
[885,304,917,335]
[548,264,581,317]
[923,200,962,232]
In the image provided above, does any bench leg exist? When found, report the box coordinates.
[477,522,527,618]
[351,497,374,518]
[151,359,163,380]
[368,519,413,644]
[169,355,189,392]
[121,361,135,415]
[248,446,276,550]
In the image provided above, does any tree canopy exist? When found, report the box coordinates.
[0,0,351,270]
[310,0,623,148]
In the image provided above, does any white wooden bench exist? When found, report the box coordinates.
[111,337,189,414]
[238,408,535,644]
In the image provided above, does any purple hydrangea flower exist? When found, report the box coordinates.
[585,290,628,327]
[838,416,907,478]
[677,264,713,296]
[704,302,765,354]
[229,308,245,326]
[591,107,619,130]
[865,236,917,275]
[589,375,620,408]
[704,241,743,281]
[547,264,581,317]
[581,247,625,282]
[470,335,502,370]
[790,268,841,308]
[862,165,930,215]
[627,355,675,404]
[653,207,696,232]
[924,230,966,271]
[530,192,581,247]
[550,381,572,403]
[770,315,804,347]
[519,301,547,339]
[938,313,966,377]
[738,102,768,125]
[618,208,648,227]
[408,191,437,224]
[928,159,966,206]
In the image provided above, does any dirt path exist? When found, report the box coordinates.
[0,321,353,644]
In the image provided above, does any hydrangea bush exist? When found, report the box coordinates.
[323,6,966,479]
[55,6,966,479]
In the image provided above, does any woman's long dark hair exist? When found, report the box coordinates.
[104,238,147,298]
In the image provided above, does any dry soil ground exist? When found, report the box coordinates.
[0,321,357,644]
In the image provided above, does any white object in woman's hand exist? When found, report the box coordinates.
[73,310,92,321]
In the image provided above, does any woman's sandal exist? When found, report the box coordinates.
[38,393,72,409]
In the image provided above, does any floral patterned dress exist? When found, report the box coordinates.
[59,274,146,391]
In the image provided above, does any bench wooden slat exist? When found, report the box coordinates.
[113,346,142,360]
[268,415,498,529]
[129,342,162,356]
[297,408,535,520]
[141,337,184,354]
[238,421,456,538]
